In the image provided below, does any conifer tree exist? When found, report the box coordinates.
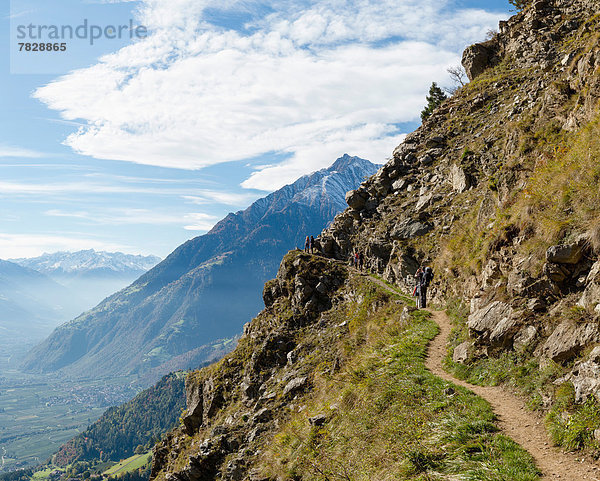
[420,82,448,122]
[508,0,529,10]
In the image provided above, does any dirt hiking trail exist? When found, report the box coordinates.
[427,309,600,480]
[363,273,600,480]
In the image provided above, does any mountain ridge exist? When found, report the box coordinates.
[22,155,379,383]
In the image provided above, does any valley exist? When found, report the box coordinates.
[0,372,137,473]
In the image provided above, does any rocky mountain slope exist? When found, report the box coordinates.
[22,156,378,382]
[149,0,600,479]
[12,250,161,312]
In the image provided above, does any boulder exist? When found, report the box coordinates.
[453,341,473,364]
[462,42,496,81]
[392,178,408,191]
[546,243,583,264]
[419,154,433,166]
[308,414,328,426]
[543,262,569,282]
[345,189,368,210]
[450,164,470,193]
[467,301,517,344]
[415,193,434,212]
[513,326,537,351]
[481,259,502,288]
[283,376,308,396]
[578,260,600,310]
[541,321,600,362]
[390,220,433,240]
[251,407,272,424]
[425,136,445,149]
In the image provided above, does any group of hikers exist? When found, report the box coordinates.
[352,251,365,270]
[302,233,433,309]
[304,235,316,254]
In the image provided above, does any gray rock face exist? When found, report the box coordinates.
[462,42,497,81]
[541,321,600,362]
[390,220,433,240]
[556,347,600,402]
[578,260,600,311]
[546,243,583,264]
[467,301,516,345]
[346,189,368,210]
[450,164,470,193]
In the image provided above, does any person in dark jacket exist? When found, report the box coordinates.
[419,266,434,309]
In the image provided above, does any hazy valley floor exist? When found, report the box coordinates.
[0,372,136,473]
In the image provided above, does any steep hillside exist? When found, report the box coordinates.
[22,156,378,382]
[317,0,600,456]
[150,0,600,478]
[149,252,539,480]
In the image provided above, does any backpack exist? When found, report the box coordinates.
[423,267,434,287]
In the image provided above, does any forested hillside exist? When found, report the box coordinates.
[53,373,185,466]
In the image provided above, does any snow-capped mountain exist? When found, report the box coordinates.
[10,251,161,323]
[23,155,378,383]
[12,250,161,276]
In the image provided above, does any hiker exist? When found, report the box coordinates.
[354,251,359,268]
[304,236,310,252]
[420,266,434,309]
[310,235,315,254]
[358,252,364,271]
[414,267,424,307]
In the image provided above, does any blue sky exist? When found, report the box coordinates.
[0,0,511,259]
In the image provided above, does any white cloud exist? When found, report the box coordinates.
[183,190,261,206]
[0,180,187,196]
[34,0,508,190]
[183,212,220,231]
[0,144,46,159]
[45,207,220,227]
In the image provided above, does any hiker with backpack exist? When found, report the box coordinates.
[420,266,434,308]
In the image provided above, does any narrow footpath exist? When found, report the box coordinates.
[363,273,600,480]
[427,309,600,481]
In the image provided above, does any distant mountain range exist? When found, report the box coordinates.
[22,155,378,383]
[11,250,161,309]
[0,252,160,368]
[0,260,72,351]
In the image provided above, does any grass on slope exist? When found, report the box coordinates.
[103,453,152,476]
[258,290,540,480]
